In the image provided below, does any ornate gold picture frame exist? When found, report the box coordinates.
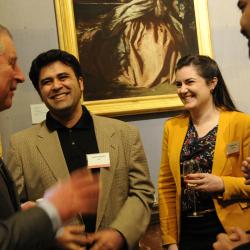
[54,0,212,116]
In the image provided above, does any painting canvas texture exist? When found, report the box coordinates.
[73,0,199,101]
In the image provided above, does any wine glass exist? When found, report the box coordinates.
[182,160,201,217]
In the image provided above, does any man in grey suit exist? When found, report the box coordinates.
[0,24,99,250]
[7,49,154,250]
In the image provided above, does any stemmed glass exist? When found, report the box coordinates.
[182,160,201,217]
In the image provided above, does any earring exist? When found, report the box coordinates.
[210,89,214,94]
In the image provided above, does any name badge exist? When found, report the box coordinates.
[87,152,110,169]
[226,141,240,155]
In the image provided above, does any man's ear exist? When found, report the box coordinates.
[37,85,43,99]
[79,77,84,92]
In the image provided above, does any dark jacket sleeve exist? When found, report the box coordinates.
[0,207,55,250]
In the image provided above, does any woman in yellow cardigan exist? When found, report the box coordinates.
[158,55,250,250]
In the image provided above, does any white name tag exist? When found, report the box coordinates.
[87,153,110,169]
[227,141,240,155]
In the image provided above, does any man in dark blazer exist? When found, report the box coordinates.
[0,24,99,250]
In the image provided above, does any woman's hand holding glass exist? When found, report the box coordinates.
[165,244,178,250]
[185,173,224,193]
[241,156,250,185]
[183,161,198,188]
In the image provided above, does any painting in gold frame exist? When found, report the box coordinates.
[54,0,212,117]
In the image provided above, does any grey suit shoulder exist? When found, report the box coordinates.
[0,207,54,250]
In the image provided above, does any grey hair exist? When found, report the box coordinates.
[0,24,12,37]
[0,24,12,55]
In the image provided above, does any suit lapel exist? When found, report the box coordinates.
[36,122,69,181]
[0,158,19,211]
[169,116,189,192]
[92,115,118,229]
[212,111,229,176]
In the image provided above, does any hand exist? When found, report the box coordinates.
[185,173,224,193]
[213,227,250,250]
[44,168,99,222]
[21,201,37,211]
[166,244,178,250]
[88,228,125,250]
[241,157,250,184]
[56,225,88,250]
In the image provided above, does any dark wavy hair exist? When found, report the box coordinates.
[175,55,237,111]
[29,49,82,93]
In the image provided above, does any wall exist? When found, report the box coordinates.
[1,0,250,189]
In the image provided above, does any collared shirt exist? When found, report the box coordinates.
[46,106,99,232]
[46,106,99,172]
[37,199,62,233]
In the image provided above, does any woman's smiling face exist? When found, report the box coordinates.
[175,65,217,113]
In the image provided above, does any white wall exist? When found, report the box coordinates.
[1,0,250,189]
[208,0,250,113]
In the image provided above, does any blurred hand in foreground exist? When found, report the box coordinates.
[44,168,99,222]
[241,157,250,184]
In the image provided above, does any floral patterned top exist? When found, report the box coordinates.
[180,121,218,214]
